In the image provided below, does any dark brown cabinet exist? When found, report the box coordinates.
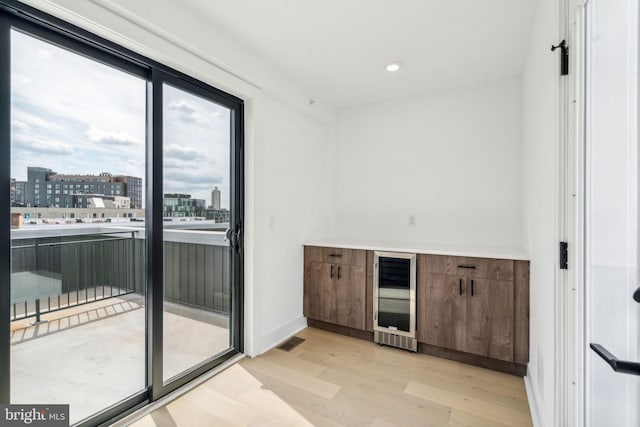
[417,255,528,364]
[304,246,366,330]
[304,245,529,375]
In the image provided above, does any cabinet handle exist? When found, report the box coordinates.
[330,265,335,279]
[459,278,463,295]
[328,253,342,258]
[338,266,342,280]
[471,279,475,297]
[457,265,476,269]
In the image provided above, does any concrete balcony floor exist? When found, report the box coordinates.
[10,294,230,424]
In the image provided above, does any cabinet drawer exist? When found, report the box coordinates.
[421,255,513,281]
[321,247,366,266]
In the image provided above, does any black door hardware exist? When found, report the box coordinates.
[330,265,334,279]
[551,40,569,76]
[590,343,640,376]
[459,278,463,295]
[337,266,342,280]
[457,265,476,269]
[559,241,568,269]
[225,226,242,252]
[633,286,640,303]
[471,279,475,297]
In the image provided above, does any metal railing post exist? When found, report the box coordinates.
[34,239,39,271]
[30,298,47,326]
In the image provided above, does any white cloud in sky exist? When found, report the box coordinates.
[163,83,230,207]
[87,127,142,147]
[10,29,232,209]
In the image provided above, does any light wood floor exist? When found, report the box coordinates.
[130,327,533,427]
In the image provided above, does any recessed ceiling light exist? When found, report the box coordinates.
[386,63,401,72]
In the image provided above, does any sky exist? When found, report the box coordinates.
[10,29,231,209]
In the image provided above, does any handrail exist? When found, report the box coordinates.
[12,234,135,250]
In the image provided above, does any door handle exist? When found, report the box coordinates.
[590,343,640,376]
[459,278,463,295]
[471,279,475,297]
[634,286,640,303]
[337,266,342,280]
[330,265,334,279]
[224,225,242,252]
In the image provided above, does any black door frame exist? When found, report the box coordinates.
[0,1,244,425]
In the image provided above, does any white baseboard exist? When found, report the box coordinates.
[524,374,543,427]
[250,316,308,357]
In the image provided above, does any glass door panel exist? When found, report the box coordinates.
[162,83,232,382]
[584,0,640,425]
[9,29,147,424]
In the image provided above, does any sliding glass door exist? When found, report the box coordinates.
[8,28,147,425]
[161,81,237,383]
[0,3,243,425]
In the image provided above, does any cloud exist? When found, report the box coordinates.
[36,49,52,59]
[169,100,196,115]
[12,119,74,156]
[11,73,31,87]
[168,100,210,126]
[164,144,202,161]
[13,134,74,156]
[11,120,29,132]
[164,170,223,185]
[87,127,141,147]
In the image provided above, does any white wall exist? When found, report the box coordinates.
[250,95,331,354]
[17,0,334,357]
[333,77,523,248]
[521,0,560,425]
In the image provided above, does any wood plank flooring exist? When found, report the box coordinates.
[130,327,532,426]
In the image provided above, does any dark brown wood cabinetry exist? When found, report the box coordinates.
[417,254,529,367]
[304,246,366,330]
[304,245,529,375]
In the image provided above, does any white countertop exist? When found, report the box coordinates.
[303,239,530,261]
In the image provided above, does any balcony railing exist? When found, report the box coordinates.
[10,224,230,322]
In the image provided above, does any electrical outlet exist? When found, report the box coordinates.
[408,215,416,227]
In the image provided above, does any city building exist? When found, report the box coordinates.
[24,167,143,208]
[10,178,27,206]
[163,193,206,218]
[205,207,230,223]
[211,186,221,209]
[9,179,15,205]
[13,180,27,206]
[11,206,145,224]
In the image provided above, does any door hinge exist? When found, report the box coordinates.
[551,40,569,76]
[560,241,568,269]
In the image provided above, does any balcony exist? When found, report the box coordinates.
[9,223,232,424]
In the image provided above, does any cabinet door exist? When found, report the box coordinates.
[335,264,366,329]
[318,263,339,323]
[421,273,467,352]
[466,278,514,361]
[304,261,331,321]
[304,247,323,320]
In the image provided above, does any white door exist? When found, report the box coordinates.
[584,0,640,426]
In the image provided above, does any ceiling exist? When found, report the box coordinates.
[181,0,538,108]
